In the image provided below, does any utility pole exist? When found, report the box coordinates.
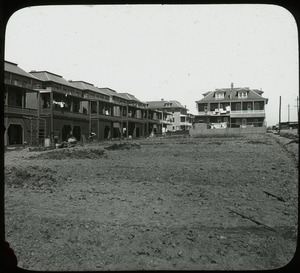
[288,104,290,123]
[297,96,299,134]
[279,96,281,133]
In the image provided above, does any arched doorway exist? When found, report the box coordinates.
[8,124,23,145]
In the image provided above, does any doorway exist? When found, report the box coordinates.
[62,125,72,141]
[73,126,81,141]
[8,124,23,145]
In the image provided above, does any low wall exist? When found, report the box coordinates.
[189,123,267,136]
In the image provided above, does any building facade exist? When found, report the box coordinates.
[4,61,166,146]
[4,61,44,146]
[146,99,194,132]
[195,83,268,128]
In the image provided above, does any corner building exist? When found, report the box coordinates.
[195,83,268,128]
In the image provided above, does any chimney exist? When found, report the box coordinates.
[229,83,234,99]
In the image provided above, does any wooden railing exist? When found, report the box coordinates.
[4,105,37,116]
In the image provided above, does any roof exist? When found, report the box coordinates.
[118,93,144,104]
[30,71,77,89]
[5,61,42,80]
[196,87,268,103]
[69,81,111,96]
[98,87,124,98]
[146,100,185,109]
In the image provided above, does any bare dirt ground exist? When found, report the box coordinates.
[4,132,298,271]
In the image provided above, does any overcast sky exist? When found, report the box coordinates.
[5,4,299,126]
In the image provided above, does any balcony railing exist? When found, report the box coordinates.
[53,109,89,120]
[230,110,265,118]
[231,110,265,114]
[4,105,38,116]
[180,121,192,126]
[198,110,265,117]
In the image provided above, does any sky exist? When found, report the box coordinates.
[4,4,299,126]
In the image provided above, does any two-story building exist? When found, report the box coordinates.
[4,61,44,146]
[146,99,194,132]
[4,61,166,145]
[195,83,268,128]
[30,71,91,143]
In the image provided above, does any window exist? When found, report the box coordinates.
[215,92,224,99]
[238,91,247,98]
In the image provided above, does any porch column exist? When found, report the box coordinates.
[70,97,73,112]
[97,118,100,141]
[50,92,54,141]
[22,90,25,108]
[37,92,40,118]
[89,101,92,133]
[5,86,8,105]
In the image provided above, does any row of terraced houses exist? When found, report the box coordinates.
[3,61,195,146]
[3,61,268,146]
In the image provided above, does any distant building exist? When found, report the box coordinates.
[195,83,268,128]
[146,99,194,131]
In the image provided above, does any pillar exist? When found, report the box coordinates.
[50,91,54,142]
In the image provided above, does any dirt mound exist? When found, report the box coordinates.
[28,146,55,152]
[104,142,141,151]
[28,147,106,160]
[5,166,58,191]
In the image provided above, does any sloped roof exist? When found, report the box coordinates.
[98,87,125,98]
[69,81,111,96]
[5,61,42,80]
[30,71,76,89]
[146,100,184,109]
[196,87,268,103]
[118,93,144,104]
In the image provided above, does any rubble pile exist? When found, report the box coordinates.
[28,147,106,160]
[5,166,58,191]
[104,142,141,151]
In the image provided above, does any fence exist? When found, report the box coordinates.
[189,123,267,137]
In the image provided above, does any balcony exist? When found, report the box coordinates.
[4,105,37,117]
[160,120,172,125]
[198,110,229,116]
[53,109,89,120]
[180,121,192,126]
[40,108,51,116]
[198,110,265,118]
[230,110,265,118]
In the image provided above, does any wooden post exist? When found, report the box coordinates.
[297,96,299,134]
[50,91,54,141]
[279,96,281,133]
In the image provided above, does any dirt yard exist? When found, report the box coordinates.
[4,132,298,271]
